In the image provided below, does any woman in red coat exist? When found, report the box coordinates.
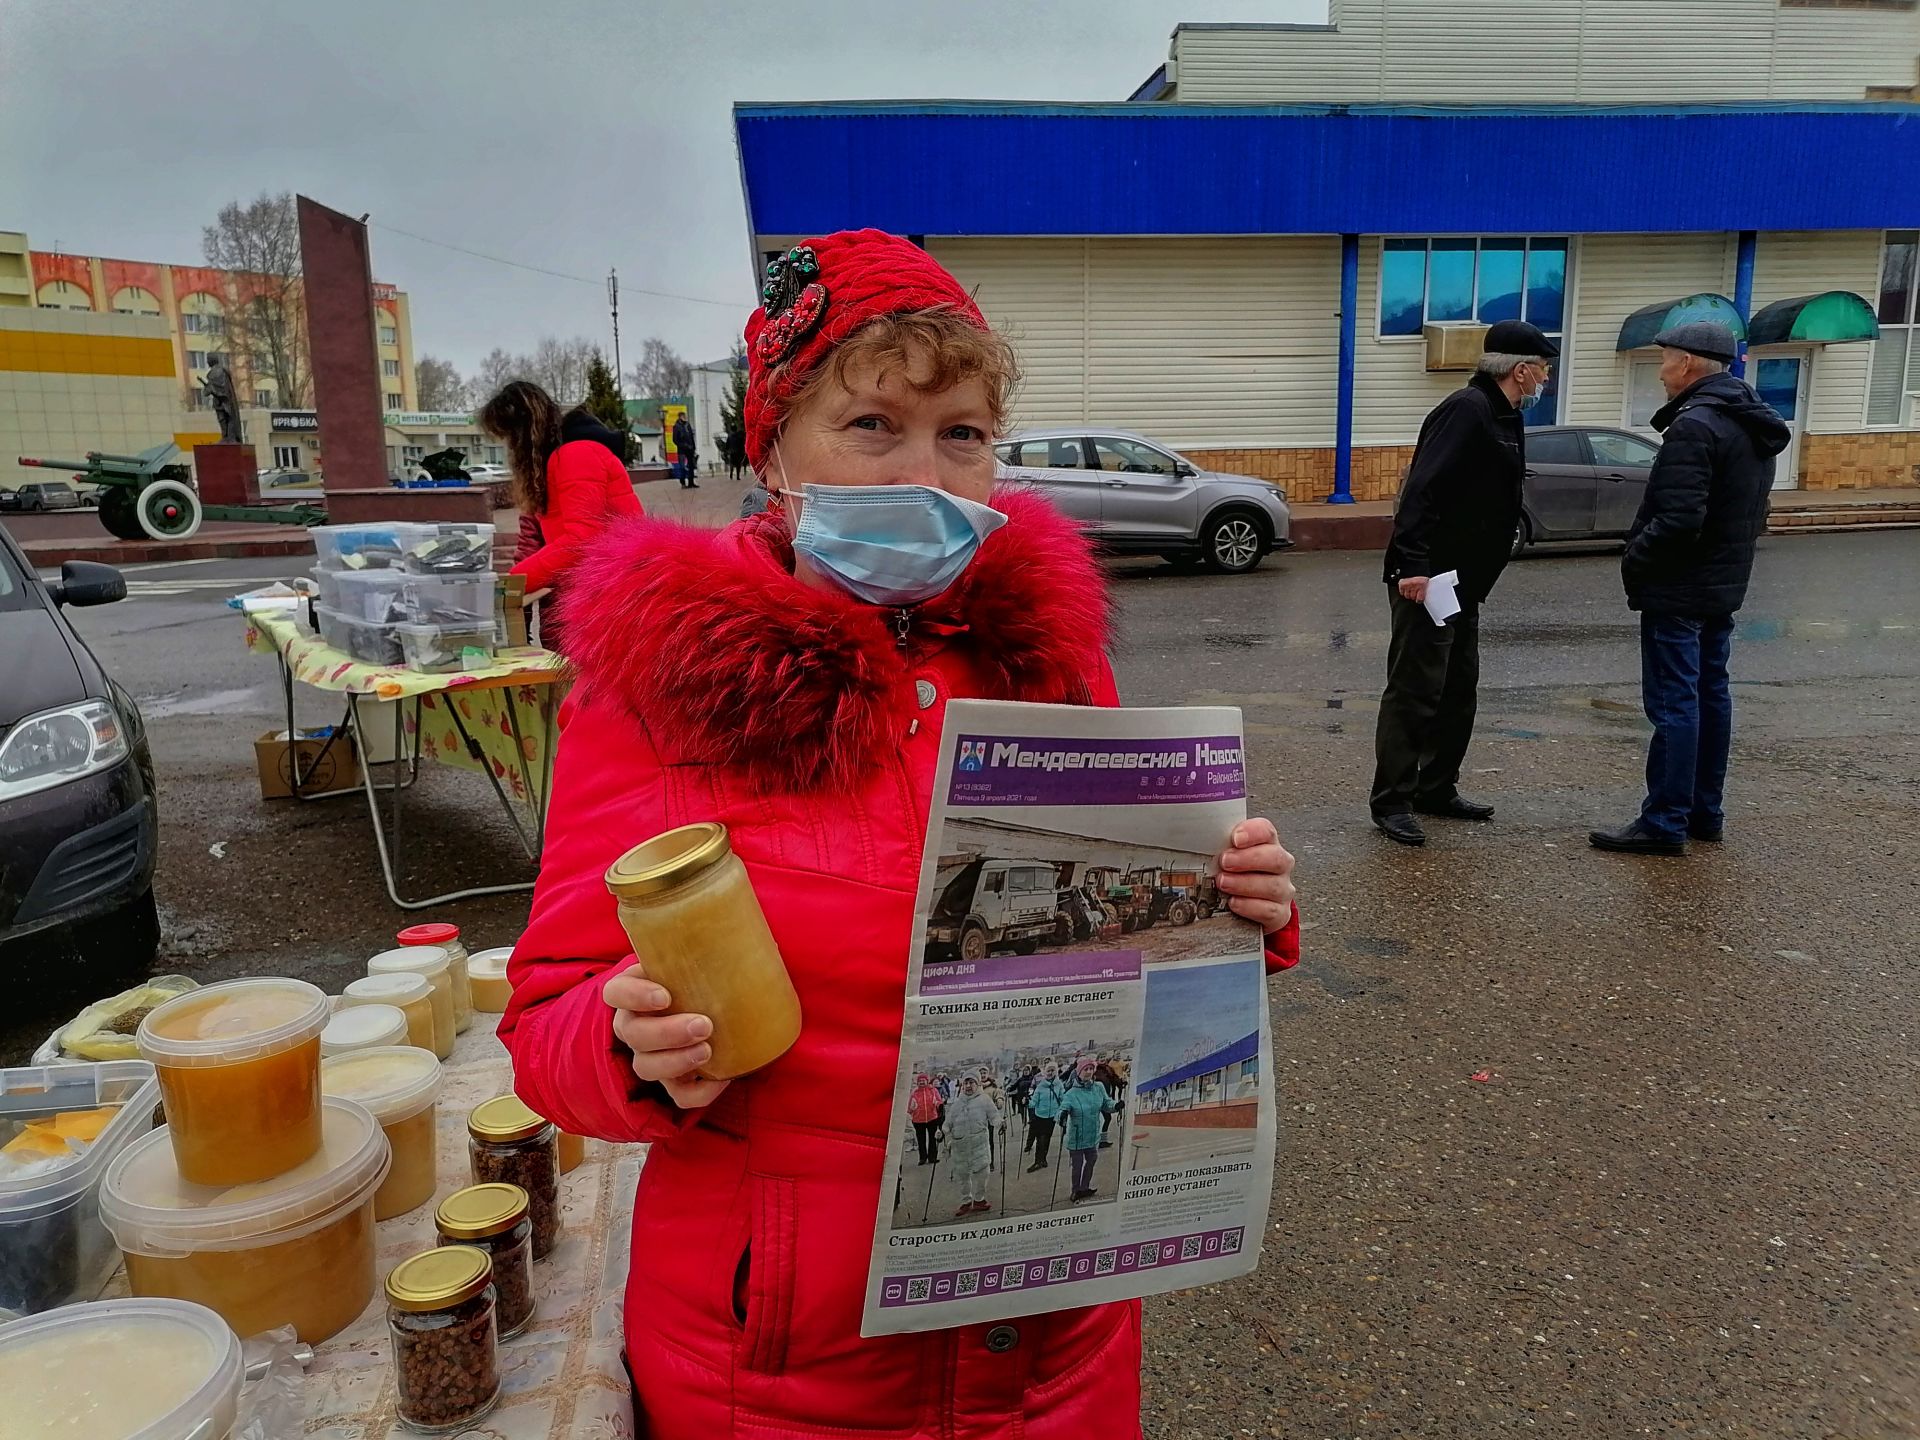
[476,379,641,651]
[500,230,1299,1439]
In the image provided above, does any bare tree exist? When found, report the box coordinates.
[628,337,692,400]
[414,355,467,410]
[470,347,525,403]
[528,336,595,404]
[203,192,309,406]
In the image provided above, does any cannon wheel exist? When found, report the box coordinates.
[135,479,203,540]
[98,489,146,540]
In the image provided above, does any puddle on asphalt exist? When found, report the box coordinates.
[138,687,261,719]
[1736,616,1915,642]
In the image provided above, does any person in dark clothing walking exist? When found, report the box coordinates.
[1372,320,1559,846]
[671,412,698,487]
[1591,322,1789,857]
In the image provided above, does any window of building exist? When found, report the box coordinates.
[402,445,425,463]
[386,393,404,412]
[1379,236,1569,425]
[187,349,208,370]
[273,445,302,469]
[382,358,401,377]
[1868,229,1920,426]
[254,389,273,406]
[1379,237,1568,337]
[379,325,397,346]
[182,313,205,334]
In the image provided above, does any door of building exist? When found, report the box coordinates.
[1751,351,1812,491]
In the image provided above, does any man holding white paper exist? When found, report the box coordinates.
[1372,321,1558,846]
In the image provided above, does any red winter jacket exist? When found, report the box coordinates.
[500,494,1296,1440]
[509,438,643,596]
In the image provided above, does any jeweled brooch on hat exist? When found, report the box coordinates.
[754,246,829,366]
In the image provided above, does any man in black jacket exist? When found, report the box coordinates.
[1591,322,1789,856]
[1371,320,1559,846]
[671,412,698,488]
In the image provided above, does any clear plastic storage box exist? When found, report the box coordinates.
[397,620,497,673]
[0,1058,162,1320]
[316,605,406,666]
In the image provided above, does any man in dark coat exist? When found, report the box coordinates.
[671,412,698,488]
[1591,321,1789,857]
[1371,319,1559,846]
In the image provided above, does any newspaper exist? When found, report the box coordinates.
[861,699,1276,1336]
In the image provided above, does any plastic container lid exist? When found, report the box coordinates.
[101,1099,390,1255]
[136,977,330,1069]
[467,947,514,980]
[368,945,449,979]
[320,1005,408,1057]
[0,1059,159,1220]
[320,1047,442,1124]
[0,1297,243,1440]
[397,923,461,947]
[343,973,433,1007]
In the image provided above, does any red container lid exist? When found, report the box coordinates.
[397,922,460,946]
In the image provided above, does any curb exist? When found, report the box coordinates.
[22,532,317,567]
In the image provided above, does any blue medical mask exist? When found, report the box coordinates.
[1517,390,1544,413]
[787,476,1007,608]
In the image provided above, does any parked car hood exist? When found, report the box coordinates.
[0,605,87,731]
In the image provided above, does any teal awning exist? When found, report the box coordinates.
[1747,291,1880,346]
[1617,294,1748,351]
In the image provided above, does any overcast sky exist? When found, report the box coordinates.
[0,0,1322,380]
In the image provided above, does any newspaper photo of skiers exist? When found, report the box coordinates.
[864,700,1276,1336]
[893,1038,1136,1231]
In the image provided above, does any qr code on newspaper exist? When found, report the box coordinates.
[1095,1250,1118,1275]
[955,1271,980,1297]
[906,1277,932,1302]
[1047,1257,1071,1283]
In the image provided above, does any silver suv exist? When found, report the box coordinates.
[995,429,1292,574]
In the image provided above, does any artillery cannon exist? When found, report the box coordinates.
[16,442,324,540]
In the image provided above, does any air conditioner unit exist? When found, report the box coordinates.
[1424,323,1489,372]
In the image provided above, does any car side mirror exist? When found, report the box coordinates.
[1174,462,1197,479]
[51,560,127,608]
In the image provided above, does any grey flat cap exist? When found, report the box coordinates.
[1653,320,1739,364]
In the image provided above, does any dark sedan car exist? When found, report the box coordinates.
[1512,426,1660,555]
[0,524,158,979]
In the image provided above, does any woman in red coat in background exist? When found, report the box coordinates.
[477,379,640,651]
[500,230,1299,1440]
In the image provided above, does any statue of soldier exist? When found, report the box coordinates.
[201,355,243,443]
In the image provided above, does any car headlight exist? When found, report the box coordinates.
[0,700,131,803]
[1267,483,1289,503]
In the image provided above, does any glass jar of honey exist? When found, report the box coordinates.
[396,923,473,1035]
[435,1183,534,1337]
[466,946,515,1014]
[604,823,801,1080]
[321,1046,444,1220]
[341,973,438,1054]
[136,978,331,1187]
[320,1004,408,1058]
[386,1247,501,1433]
[366,947,454,1059]
[466,1097,559,1260]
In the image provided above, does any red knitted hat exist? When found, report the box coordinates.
[742,229,987,472]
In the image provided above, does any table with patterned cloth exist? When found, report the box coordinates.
[241,604,568,907]
[108,1021,643,1439]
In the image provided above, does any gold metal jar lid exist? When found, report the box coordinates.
[468,1095,552,1144]
[437,1183,530,1241]
[386,1246,493,1312]
[604,822,731,899]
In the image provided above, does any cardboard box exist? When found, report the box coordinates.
[254,728,361,799]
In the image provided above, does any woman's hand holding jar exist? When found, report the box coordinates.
[603,961,732,1109]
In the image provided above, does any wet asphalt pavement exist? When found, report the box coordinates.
[13,500,1920,1438]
